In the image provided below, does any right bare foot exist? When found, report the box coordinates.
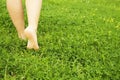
[24,27,39,50]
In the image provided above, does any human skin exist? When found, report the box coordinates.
[7,0,42,50]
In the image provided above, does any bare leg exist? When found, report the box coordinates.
[24,0,42,50]
[7,0,25,39]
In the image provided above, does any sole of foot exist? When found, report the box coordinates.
[24,27,39,50]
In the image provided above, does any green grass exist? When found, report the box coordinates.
[0,0,120,80]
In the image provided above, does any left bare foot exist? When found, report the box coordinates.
[18,32,26,40]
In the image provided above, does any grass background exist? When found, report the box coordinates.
[0,0,120,80]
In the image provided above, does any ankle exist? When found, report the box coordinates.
[27,25,37,31]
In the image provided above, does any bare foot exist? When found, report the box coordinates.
[24,27,39,50]
[18,33,26,40]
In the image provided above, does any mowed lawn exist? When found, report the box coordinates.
[0,0,120,80]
